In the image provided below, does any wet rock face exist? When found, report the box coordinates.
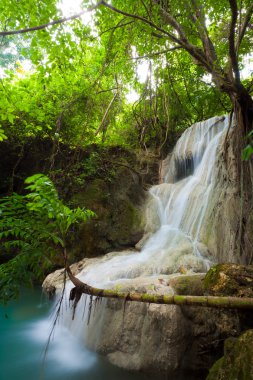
[201,125,253,265]
[87,291,238,374]
[63,147,160,262]
[43,263,253,375]
[86,266,251,374]
[70,175,145,258]
[206,330,253,380]
[89,301,190,372]
[69,158,159,260]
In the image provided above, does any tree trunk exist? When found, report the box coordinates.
[224,88,253,262]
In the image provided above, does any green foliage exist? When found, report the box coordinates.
[2,0,248,152]
[0,127,7,141]
[0,173,94,303]
[242,131,253,161]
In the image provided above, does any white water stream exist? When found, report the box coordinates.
[44,115,228,368]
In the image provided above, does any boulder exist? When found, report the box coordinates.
[203,263,253,297]
[206,330,253,380]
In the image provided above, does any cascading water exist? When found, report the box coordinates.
[43,115,229,373]
[70,115,227,285]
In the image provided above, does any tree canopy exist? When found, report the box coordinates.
[2,0,252,151]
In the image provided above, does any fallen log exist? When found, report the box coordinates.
[66,267,253,310]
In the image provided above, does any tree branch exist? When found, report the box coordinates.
[0,2,103,36]
[236,4,253,52]
[151,0,213,72]
[228,0,240,83]
[95,90,118,136]
[100,1,181,45]
[129,46,182,60]
[140,0,153,20]
[66,266,253,310]
[187,0,217,63]
[153,0,188,42]
[0,0,215,75]
[102,1,213,73]
[96,87,118,94]
[92,19,135,41]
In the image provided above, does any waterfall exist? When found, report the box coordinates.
[46,115,229,366]
[75,115,227,284]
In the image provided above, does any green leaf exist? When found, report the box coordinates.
[0,129,7,141]
[7,114,15,124]
[242,144,253,161]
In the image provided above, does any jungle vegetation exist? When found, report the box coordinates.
[0,0,253,302]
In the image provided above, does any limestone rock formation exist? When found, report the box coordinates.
[43,263,253,374]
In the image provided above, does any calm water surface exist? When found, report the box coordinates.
[0,288,170,380]
[0,288,205,380]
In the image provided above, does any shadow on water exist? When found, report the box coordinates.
[0,288,205,380]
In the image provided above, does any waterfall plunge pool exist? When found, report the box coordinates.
[0,288,151,380]
[0,287,206,380]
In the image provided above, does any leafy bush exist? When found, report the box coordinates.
[0,173,94,303]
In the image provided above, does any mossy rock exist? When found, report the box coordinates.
[169,274,205,295]
[68,170,144,260]
[70,179,110,211]
[203,264,253,297]
[108,199,143,243]
[206,330,253,380]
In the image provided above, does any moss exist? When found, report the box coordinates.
[203,264,222,292]
[174,295,185,304]
[109,199,143,243]
[206,330,253,380]
[163,295,173,303]
[170,274,205,296]
[70,179,109,211]
[206,357,224,380]
[203,264,253,297]
[141,293,150,300]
